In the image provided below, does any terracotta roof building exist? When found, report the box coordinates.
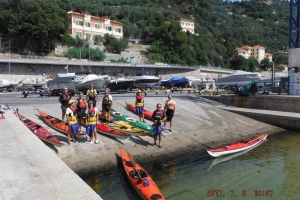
[236,45,272,62]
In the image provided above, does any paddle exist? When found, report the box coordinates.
[128,153,143,184]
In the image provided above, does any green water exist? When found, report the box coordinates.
[81,131,300,200]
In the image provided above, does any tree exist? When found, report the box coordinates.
[230,55,245,70]
[0,0,68,49]
[103,34,128,53]
[259,58,271,71]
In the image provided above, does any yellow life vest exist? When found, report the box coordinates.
[87,108,97,125]
[68,116,77,124]
[88,89,97,98]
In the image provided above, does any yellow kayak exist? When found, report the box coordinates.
[97,110,147,136]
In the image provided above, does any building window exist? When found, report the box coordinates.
[116,28,121,33]
[76,32,82,38]
[86,33,91,39]
[186,23,188,26]
[86,22,91,27]
[95,24,100,29]
[181,22,184,25]
[106,26,112,31]
[191,23,194,27]
[76,20,83,26]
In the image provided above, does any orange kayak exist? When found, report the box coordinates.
[119,147,165,200]
[125,102,153,121]
[37,109,86,136]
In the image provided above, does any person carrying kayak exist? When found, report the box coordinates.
[86,84,98,107]
[75,92,88,134]
[135,89,145,122]
[151,103,167,148]
[59,87,71,122]
[164,94,176,132]
[65,100,79,145]
[85,100,99,144]
[101,88,113,123]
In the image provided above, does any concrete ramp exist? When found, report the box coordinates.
[0,110,101,200]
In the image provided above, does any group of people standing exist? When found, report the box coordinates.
[135,90,176,148]
[58,84,113,145]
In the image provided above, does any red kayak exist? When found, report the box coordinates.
[80,119,131,139]
[207,133,268,157]
[37,109,86,137]
[15,110,63,147]
[126,102,153,121]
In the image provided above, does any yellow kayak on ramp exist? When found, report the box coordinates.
[97,110,147,136]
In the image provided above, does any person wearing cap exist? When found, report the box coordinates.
[86,84,98,107]
[75,92,88,133]
[151,103,167,148]
[102,88,113,123]
[59,87,71,122]
[85,100,99,144]
[135,89,145,122]
[65,100,79,145]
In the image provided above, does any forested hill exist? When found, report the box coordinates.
[0,0,290,69]
[48,0,290,68]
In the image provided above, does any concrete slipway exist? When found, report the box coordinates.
[0,92,282,199]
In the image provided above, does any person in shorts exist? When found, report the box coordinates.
[65,100,79,145]
[164,94,176,132]
[58,87,71,122]
[86,84,98,107]
[151,103,166,148]
[102,88,113,123]
[86,100,99,144]
[135,90,145,122]
[75,92,88,133]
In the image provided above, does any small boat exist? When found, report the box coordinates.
[47,73,79,95]
[125,102,153,121]
[119,147,165,200]
[133,74,160,89]
[206,133,268,157]
[106,73,134,91]
[216,70,261,87]
[97,110,145,136]
[14,110,63,147]
[160,76,190,88]
[207,139,267,171]
[110,110,153,133]
[77,73,111,91]
[37,109,86,136]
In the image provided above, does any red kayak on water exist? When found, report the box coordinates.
[206,133,268,157]
[80,119,131,139]
[126,102,153,121]
[14,109,63,147]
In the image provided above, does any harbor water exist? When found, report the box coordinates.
[81,130,300,200]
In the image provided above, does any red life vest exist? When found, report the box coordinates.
[88,108,96,117]
[77,98,86,109]
[136,95,143,102]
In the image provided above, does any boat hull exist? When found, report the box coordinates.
[119,147,165,200]
[126,102,153,121]
[16,112,63,147]
[133,75,160,88]
[207,133,268,157]
[107,80,134,90]
[37,109,86,137]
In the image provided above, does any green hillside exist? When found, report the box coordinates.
[0,0,290,70]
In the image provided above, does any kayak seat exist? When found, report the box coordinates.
[115,112,121,116]
[151,194,163,200]
[51,119,61,124]
[23,119,31,123]
[129,170,147,179]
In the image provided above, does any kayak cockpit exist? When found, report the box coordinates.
[129,170,148,179]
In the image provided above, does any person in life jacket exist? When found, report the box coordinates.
[75,92,88,134]
[151,103,167,148]
[58,87,71,122]
[86,84,99,107]
[102,88,113,123]
[135,90,145,122]
[85,100,99,144]
[65,100,79,145]
[163,94,176,132]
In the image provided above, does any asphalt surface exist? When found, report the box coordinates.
[0,91,280,174]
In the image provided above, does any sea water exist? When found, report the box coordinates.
[81,130,300,200]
